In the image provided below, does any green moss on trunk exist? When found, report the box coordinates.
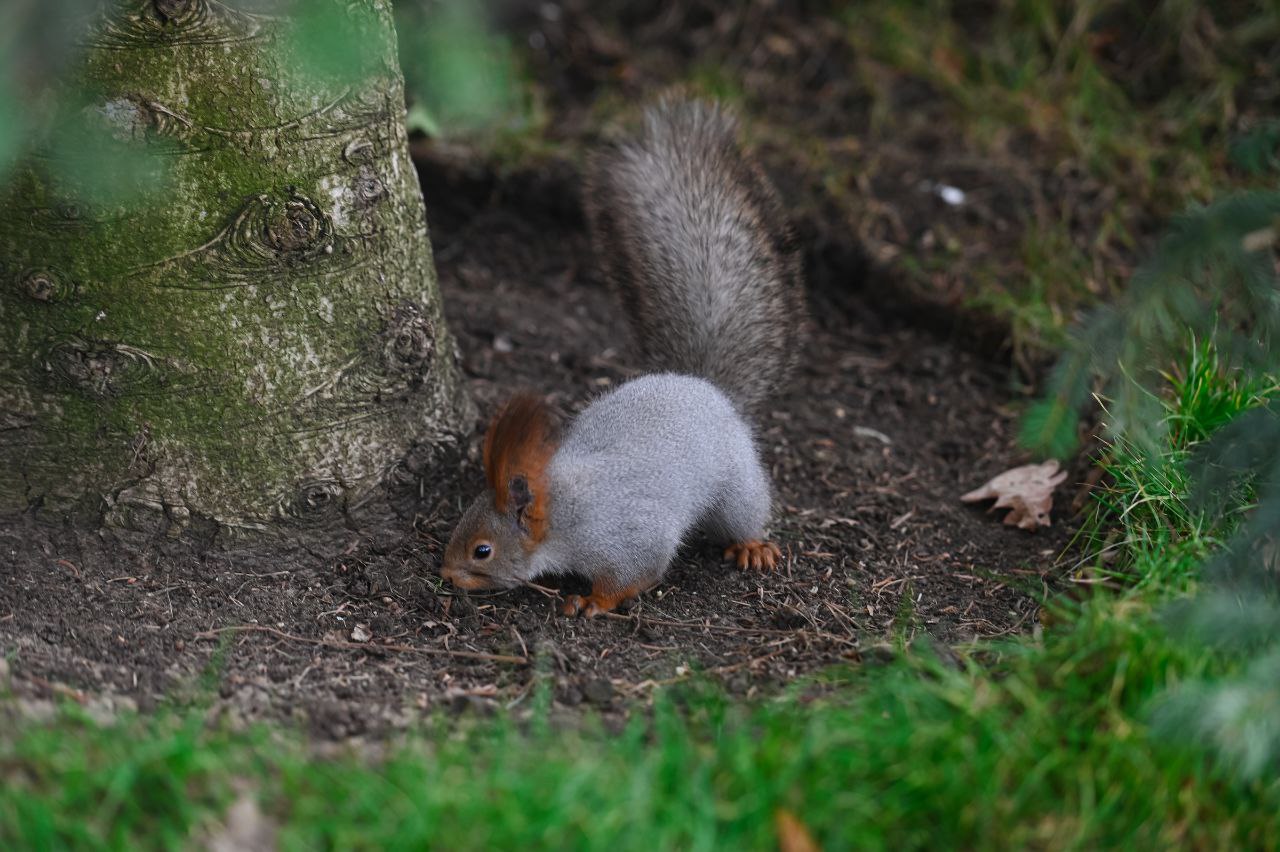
[0,0,468,532]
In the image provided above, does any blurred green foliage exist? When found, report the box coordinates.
[38,97,174,208]
[0,0,529,205]
[1032,219,1280,783]
[1231,120,1280,176]
[394,0,525,138]
[281,0,385,90]
[0,0,97,180]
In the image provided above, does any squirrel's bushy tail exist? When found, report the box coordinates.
[585,96,805,415]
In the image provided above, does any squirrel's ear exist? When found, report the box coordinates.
[507,474,533,528]
[483,394,557,544]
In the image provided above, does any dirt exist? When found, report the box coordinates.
[0,4,1080,737]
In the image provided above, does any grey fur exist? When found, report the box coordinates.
[441,97,803,603]
[584,96,805,414]
[525,374,771,590]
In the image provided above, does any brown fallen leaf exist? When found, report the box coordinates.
[775,808,820,852]
[961,459,1067,531]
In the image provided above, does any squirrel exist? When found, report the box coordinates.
[440,95,805,617]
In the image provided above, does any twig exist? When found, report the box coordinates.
[521,581,561,598]
[823,600,862,635]
[27,675,87,704]
[193,624,528,665]
[709,642,793,675]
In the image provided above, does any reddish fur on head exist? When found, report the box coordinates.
[482,394,557,544]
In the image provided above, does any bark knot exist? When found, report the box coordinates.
[383,303,435,377]
[342,138,376,165]
[228,192,335,267]
[94,0,262,48]
[266,196,329,256]
[153,0,196,23]
[285,479,346,524]
[352,166,387,209]
[21,269,73,303]
[42,338,162,399]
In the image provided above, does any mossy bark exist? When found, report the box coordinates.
[0,0,468,534]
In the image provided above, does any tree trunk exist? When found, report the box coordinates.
[0,0,468,534]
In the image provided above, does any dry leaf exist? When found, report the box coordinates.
[350,623,371,643]
[960,459,1067,531]
[775,808,820,852]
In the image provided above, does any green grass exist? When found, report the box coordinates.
[1072,336,1279,588]
[3,344,1278,850]
[0,602,1273,849]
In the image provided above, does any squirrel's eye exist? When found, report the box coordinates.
[473,543,493,559]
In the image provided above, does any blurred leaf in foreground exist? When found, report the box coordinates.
[395,0,521,136]
[1230,120,1280,177]
[39,97,173,209]
[1152,648,1280,783]
[0,0,97,179]
[279,0,383,90]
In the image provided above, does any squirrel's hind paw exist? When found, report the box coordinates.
[724,540,782,571]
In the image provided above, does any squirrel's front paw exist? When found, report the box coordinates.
[561,594,606,618]
[724,540,782,571]
[561,584,640,618]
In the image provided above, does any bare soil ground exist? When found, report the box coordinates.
[0,168,1071,736]
[0,3,1081,737]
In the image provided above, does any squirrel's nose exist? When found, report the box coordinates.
[441,563,483,590]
